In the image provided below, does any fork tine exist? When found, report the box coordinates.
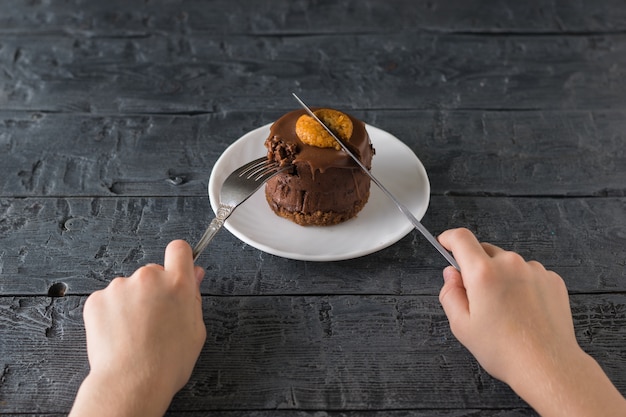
[235,158,284,181]
[245,162,280,179]
[232,157,268,177]
[242,161,274,176]
[253,163,286,182]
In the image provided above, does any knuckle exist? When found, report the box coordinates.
[527,259,546,271]
[105,276,126,291]
[500,250,526,267]
[133,265,160,281]
[454,227,474,239]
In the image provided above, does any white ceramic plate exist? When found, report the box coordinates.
[208,123,430,261]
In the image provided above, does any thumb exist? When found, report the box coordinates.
[439,266,470,337]
[163,240,195,279]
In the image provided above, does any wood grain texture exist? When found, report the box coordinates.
[1,196,624,296]
[2,1,626,416]
[1,110,624,198]
[0,412,541,417]
[1,0,626,35]
[1,294,625,414]
[2,32,626,113]
[0,412,539,417]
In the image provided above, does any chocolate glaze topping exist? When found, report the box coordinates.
[264,108,375,225]
[265,108,373,173]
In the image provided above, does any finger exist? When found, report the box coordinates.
[194,266,206,287]
[438,228,490,268]
[144,263,165,271]
[82,289,103,322]
[439,266,470,334]
[163,240,195,280]
[480,242,505,257]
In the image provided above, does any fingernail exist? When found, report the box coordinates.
[442,266,455,282]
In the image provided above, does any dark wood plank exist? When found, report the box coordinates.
[410,110,626,197]
[0,412,540,417]
[169,411,539,417]
[1,0,625,35]
[1,2,624,416]
[2,110,624,198]
[167,411,539,417]
[0,111,226,198]
[1,196,624,296]
[1,294,624,413]
[2,32,626,113]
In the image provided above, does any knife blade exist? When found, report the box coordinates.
[292,93,460,270]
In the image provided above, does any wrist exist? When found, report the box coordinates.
[507,344,626,417]
[504,337,581,386]
[70,368,174,417]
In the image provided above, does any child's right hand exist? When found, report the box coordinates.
[438,227,574,383]
[437,228,626,417]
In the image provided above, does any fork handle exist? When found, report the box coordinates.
[192,205,233,262]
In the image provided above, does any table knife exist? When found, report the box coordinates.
[292,93,460,271]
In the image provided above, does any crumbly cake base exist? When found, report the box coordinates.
[265,190,370,226]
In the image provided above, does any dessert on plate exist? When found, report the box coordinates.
[264,107,375,226]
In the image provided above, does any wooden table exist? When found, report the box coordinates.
[1,1,625,415]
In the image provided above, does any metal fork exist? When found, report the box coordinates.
[192,156,292,261]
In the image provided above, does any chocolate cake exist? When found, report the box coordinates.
[264,108,375,226]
